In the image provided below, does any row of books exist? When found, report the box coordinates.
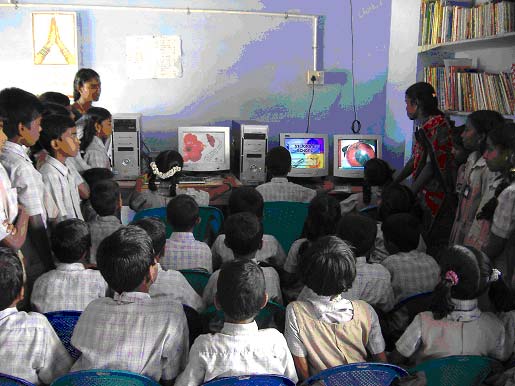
[420,0,515,46]
[423,64,515,115]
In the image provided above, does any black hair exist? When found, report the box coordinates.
[82,168,114,187]
[217,260,266,321]
[228,187,264,219]
[97,225,155,294]
[167,194,199,232]
[363,158,394,205]
[50,219,91,263]
[41,102,70,118]
[0,247,24,310]
[131,217,166,257]
[73,68,100,101]
[405,82,443,118]
[90,179,120,217]
[302,193,341,241]
[224,212,263,257]
[336,213,377,257]
[148,150,184,197]
[381,213,421,252]
[39,114,75,155]
[80,107,111,151]
[466,110,505,154]
[299,235,356,296]
[451,124,465,149]
[431,245,492,320]
[266,146,291,177]
[39,91,70,106]
[489,278,515,313]
[378,183,423,222]
[0,87,44,139]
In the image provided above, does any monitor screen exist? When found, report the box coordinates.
[178,126,231,172]
[333,134,382,178]
[280,133,329,177]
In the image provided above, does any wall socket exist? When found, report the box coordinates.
[306,70,324,85]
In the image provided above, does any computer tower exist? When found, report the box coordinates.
[111,113,141,180]
[231,121,268,185]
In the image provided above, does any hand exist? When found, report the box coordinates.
[18,204,27,217]
[2,220,15,235]
[54,19,65,49]
[46,17,57,46]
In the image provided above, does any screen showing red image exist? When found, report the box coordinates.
[181,132,225,164]
[337,138,377,170]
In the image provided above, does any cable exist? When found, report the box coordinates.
[349,0,361,134]
[306,77,316,133]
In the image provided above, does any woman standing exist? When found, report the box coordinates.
[71,68,101,120]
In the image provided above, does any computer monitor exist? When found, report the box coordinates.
[279,133,329,178]
[177,126,231,172]
[333,134,382,179]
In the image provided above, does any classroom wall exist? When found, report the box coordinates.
[0,0,396,166]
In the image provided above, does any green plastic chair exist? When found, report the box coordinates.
[51,369,160,385]
[262,202,309,253]
[408,355,496,386]
[179,269,211,296]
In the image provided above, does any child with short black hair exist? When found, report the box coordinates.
[87,179,122,264]
[284,236,386,380]
[162,194,212,272]
[80,167,114,221]
[31,218,108,313]
[132,217,204,312]
[256,146,316,203]
[176,260,297,385]
[71,226,189,384]
[0,247,73,383]
[203,212,282,306]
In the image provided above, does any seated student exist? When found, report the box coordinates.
[391,245,508,365]
[38,114,83,221]
[335,213,395,313]
[211,186,285,270]
[176,260,297,385]
[0,247,73,384]
[203,212,283,307]
[161,194,212,272]
[381,213,440,303]
[87,179,122,264]
[31,219,108,313]
[284,236,386,380]
[80,107,112,169]
[71,226,189,384]
[81,167,114,221]
[256,146,316,203]
[489,279,515,362]
[131,217,204,312]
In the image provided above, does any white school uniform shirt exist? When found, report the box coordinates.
[84,136,111,169]
[0,307,73,385]
[256,177,316,203]
[175,321,298,386]
[0,163,18,240]
[162,232,213,272]
[66,152,91,175]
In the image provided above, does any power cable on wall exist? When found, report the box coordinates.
[349,0,361,134]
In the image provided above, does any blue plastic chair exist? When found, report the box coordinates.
[408,355,496,386]
[262,202,309,253]
[179,269,211,296]
[51,369,160,386]
[44,310,82,360]
[0,373,35,386]
[202,374,296,386]
[303,362,408,386]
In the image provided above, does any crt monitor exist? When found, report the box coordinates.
[279,133,329,178]
[333,134,382,178]
[177,126,231,172]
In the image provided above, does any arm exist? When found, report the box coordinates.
[372,351,388,363]
[389,349,407,365]
[77,182,90,200]
[28,214,54,270]
[393,157,414,185]
[293,355,309,381]
[411,162,434,194]
[483,233,506,262]
[0,205,29,250]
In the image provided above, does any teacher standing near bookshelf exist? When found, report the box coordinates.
[394,81,455,259]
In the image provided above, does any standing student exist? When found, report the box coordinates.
[71,68,101,120]
[81,107,112,169]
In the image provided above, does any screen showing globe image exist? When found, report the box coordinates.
[284,137,325,169]
[337,139,377,169]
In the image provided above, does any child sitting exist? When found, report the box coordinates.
[161,194,212,272]
[31,219,108,313]
[87,179,122,264]
[203,212,283,307]
[0,247,73,384]
[256,146,316,203]
[132,217,204,312]
[71,226,189,384]
[175,260,297,385]
[211,186,285,270]
[284,236,386,380]
[81,167,114,221]
[81,107,112,169]
[391,245,507,365]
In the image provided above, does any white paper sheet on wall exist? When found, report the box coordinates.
[126,35,182,79]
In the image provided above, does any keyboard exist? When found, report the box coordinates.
[177,176,207,184]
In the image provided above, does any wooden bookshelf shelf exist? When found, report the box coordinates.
[445,110,515,121]
[418,32,515,53]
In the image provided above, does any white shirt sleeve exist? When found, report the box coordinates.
[395,313,423,358]
[174,337,208,386]
[284,303,307,357]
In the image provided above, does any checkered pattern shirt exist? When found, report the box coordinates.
[492,182,515,239]
[283,238,306,274]
[150,263,205,312]
[162,232,212,272]
[84,136,111,169]
[71,291,189,382]
[175,321,298,386]
[0,307,73,385]
[256,177,317,203]
[66,153,91,175]
[88,215,122,264]
[211,234,286,270]
[31,263,108,313]
[499,311,515,360]
[0,164,18,241]
[381,251,440,304]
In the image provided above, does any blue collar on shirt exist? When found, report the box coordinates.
[221,321,258,335]
[43,155,69,176]
[447,298,481,322]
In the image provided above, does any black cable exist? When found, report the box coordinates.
[141,139,152,153]
[306,78,316,133]
[349,0,361,134]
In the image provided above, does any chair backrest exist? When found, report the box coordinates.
[44,310,82,360]
[408,355,496,386]
[179,269,211,296]
[262,202,309,253]
[132,207,172,237]
[202,374,296,386]
[183,304,202,347]
[391,291,433,319]
[0,373,36,386]
[51,369,160,386]
[303,362,408,386]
